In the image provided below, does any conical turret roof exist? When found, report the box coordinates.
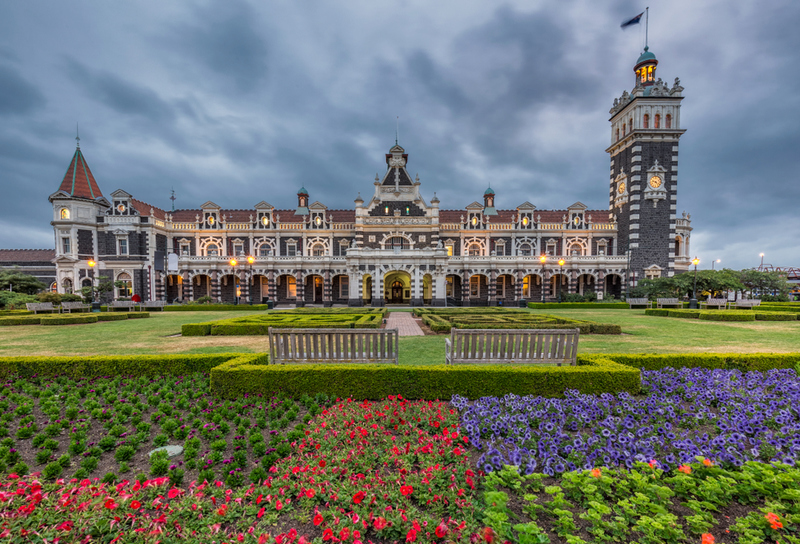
[56,147,103,199]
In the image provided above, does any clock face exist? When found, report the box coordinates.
[117,204,126,213]
[617,182,626,194]
[649,175,663,189]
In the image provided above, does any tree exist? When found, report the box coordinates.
[80,280,114,303]
[0,270,46,294]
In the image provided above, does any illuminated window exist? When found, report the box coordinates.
[522,216,529,226]
[60,208,70,220]
[665,114,672,129]
[385,206,389,214]
[445,245,453,257]
[446,276,454,297]
[471,216,478,227]
[287,276,297,297]
[311,244,325,256]
[522,276,531,297]
[207,215,215,226]
[655,114,661,129]
[116,273,132,298]
[643,114,649,129]
[470,276,480,297]
[467,243,482,256]
[261,216,269,226]
[314,216,322,227]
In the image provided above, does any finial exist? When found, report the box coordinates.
[396,116,399,145]
[170,187,176,212]
[75,123,80,148]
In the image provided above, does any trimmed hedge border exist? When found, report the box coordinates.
[39,315,98,325]
[97,313,129,322]
[414,308,621,334]
[164,304,271,312]
[598,353,800,372]
[699,312,755,322]
[183,312,384,336]
[646,308,795,322]
[0,353,267,379]
[527,302,630,309]
[0,316,42,326]
[209,354,641,400]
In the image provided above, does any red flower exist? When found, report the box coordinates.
[322,528,333,541]
[373,517,387,531]
[352,491,366,504]
[104,499,117,510]
[590,468,602,478]
[453,447,462,456]
[339,527,350,540]
[678,465,692,474]
[129,500,141,510]
[258,534,270,544]
[400,485,413,496]
[258,507,266,519]
[765,512,783,530]
[7,474,18,480]
[701,534,715,544]
[217,505,228,516]
[703,458,713,467]
[314,514,324,526]
[306,488,316,498]
[168,488,182,499]
[319,460,327,468]
[276,499,283,510]
[288,529,298,541]
[406,528,418,542]
[57,520,73,531]
[482,527,495,544]
[435,522,449,538]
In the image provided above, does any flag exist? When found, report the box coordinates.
[620,12,644,29]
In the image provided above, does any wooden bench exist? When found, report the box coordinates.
[108,301,140,312]
[627,298,651,309]
[445,328,579,366]
[60,301,91,313]
[656,298,683,309]
[25,302,59,314]
[701,298,729,310]
[731,299,761,309]
[268,327,399,364]
[141,300,167,311]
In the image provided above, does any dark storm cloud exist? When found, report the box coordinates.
[161,0,269,93]
[0,64,46,115]
[64,59,177,122]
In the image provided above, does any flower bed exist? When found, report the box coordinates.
[453,367,800,476]
[183,309,387,336]
[413,308,621,334]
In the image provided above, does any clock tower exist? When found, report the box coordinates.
[607,47,686,287]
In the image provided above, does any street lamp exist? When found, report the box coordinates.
[247,255,255,305]
[759,253,765,270]
[539,254,547,303]
[558,259,565,302]
[229,258,238,305]
[712,259,721,270]
[87,259,100,311]
[690,257,700,308]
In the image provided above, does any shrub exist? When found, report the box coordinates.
[126,312,150,319]
[39,315,98,325]
[149,451,169,476]
[97,313,128,322]
[667,310,701,319]
[0,316,42,326]
[36,292,62,304]
[114,445,135,463]
[755,312,798,321]
[42,461,63,480]
[698,312,755,322]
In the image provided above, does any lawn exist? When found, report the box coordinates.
[1,308,798,359]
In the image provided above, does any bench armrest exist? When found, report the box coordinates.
[444,338,452,365]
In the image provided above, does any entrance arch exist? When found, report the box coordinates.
[384,271,411,304]
[362,275,373,305]
[605,274,623,299]
[422,274,432,305]
[192,274,211,300]
[276,274,297,303]
[305,274,324,303]
[166,274,182,302]
[577,274,596,296]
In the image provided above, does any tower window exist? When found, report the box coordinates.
[665,114,672,129]
[643,114,649,129]
[60,208,70,220]
[405,206,410,215]
[655,114,661,129]
[311,244,324,256]
[616,129,620,142]
[385,206,389,215]
[61,237,71,254]
[286,243,297,257]
[519,243,532,256]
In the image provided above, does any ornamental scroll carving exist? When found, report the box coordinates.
[363,217,430,225]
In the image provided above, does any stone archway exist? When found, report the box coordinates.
[362,275,373,305]
[384,271,411,304]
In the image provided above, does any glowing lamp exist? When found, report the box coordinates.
[539,255,547,264]
[88,260,96,268]
[229,258,238,267]
[247,256,255,264]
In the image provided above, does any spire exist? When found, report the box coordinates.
[75,123,80,148]
[56,141,103,200]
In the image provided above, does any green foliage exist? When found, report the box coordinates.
[0,315,43,326]
[39,315,99,325]
[527,302,629,309]
[0,270,46,295]
[36,292,62,304]
[210,355,641,400]
[0,292,39,310]
[754,312,798,321]
[414,308,620,334]
[165,302,272,311]
[97,313,129,322]
[182,309,385,336]
[698,312,756,322]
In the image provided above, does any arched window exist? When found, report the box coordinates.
[467,243,482,256]
[116,273,132,298]
[616,129,620,141]
[206,244,219,256]
[518,243,532,256]
[622,124,626,136]
[389,237,407,250]
[62,278,73,294]
[643,114,649,128]
[311,243,325,256]
[60,208,70,220]
[665,114,672,128]
[654,114,661,129]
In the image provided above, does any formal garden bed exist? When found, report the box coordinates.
[182,308,387,336]
[645,309,799,321]
[0,312,149,326]
[413,308,622,334]
[1,362,799,542]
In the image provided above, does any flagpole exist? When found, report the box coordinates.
[645,7,649,49]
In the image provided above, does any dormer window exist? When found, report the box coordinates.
[60,208,70,220]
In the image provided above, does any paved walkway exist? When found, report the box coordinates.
[385,311,424,336]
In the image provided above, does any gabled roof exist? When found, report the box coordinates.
[567,201,588,210]
[56,147,103,200]
[0,249,56,262]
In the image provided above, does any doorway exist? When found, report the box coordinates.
[391,281,403,303]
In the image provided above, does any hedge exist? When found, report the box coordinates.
[644,309,670,317]
[0,353,268,379]
[39,315,98,325]
[0,316,42,326]
[97,313,129,322]
[755,312,798,321]
[667,310,701,319]
[164,304,271,312]
[597,353,800,372]
[0,310,33,317]
[182,312,383,336]
[527,302,630,309]
[758,305,800,313]
[127,312,150,319]
[209,354,641,400]
[699,312,755,322]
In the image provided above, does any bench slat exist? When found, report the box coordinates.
[269,328,399,364]
[446,329,579,365]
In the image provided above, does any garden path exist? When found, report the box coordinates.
[385,311,424,336]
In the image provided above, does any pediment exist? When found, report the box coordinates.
[568,201,588,211]
[465,201,484,210]
[111,189,132,199]
[253,201,274,210]
[200,201,221,210]
[309,201,327,210]
[516,201,536,211]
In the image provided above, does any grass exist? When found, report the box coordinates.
[0,308,798,359]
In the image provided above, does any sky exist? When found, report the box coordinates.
[1,0,799,271]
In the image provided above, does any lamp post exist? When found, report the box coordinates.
[759,253,765,271]
[247,255,255,305]
[558,259,565,302]
[87,259,100,312]
[229,258,238,305]
[689,257,700,308]
[539,254,547,303]
[712,259,720,270]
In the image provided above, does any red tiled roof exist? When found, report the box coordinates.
[131,198,167,220]
[0,249,56,262]
[56,148,103,199]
